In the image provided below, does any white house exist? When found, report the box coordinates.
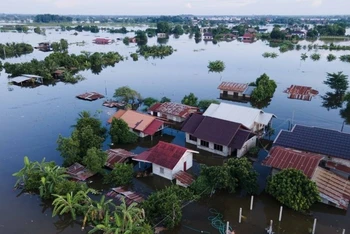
[203,102,276,133]
[182,113,256,157]
[148,102,199,123]
[157,33,167,38]
[133,141,198,181]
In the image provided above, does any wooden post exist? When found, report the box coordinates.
[268,220,273,234]
[250,195,254,210]
[226,221,229,234]
[342,229,345,234]
[312,218,317,234]
[239,208,242,223]
[279,206,283,222]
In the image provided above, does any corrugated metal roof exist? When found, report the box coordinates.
[106,187,144,205]
[11,76,33,83]
[217,82,248,92]
[181,113,253,149]
[284,85,319,101]
[242,86,256,96]
[203,103,275,129]
[274,125,350,160]
[66,163,95,181]
[312,167,350,210]
[175,171,195,187]
[105,149,137,169]
[76,92,104,101]
[143,119,163,135]
[148,102,198,119]
[133,141,192,169]
[263,146,324,178]
[326,161,350,174]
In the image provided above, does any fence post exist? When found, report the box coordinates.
[226,221,229,234]
[342,229,345,234]
[239,208,242,223]
[278,206,283,222]
[312,219,317,234]
[250,196,254,210]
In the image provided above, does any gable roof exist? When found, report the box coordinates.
[203,103,275,129]
[217,82,248,92]
[108,110,160,132]
[312,167,350,210]
[182,113,252,149]
[274,125,350,160]
[263,146,324,178]
[133,141,193,169]
[105,149,137,169]
[148,102,198,118]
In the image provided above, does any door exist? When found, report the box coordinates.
[183,161,187,171]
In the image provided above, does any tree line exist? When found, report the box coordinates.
[34,14,73,23]
[0,42,33,59]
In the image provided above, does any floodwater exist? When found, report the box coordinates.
[0,27,350,234]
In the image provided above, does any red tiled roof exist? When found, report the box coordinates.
[217,82,248,92]
[133,141,189,169]
[243,33,255,38]
[105,149,137,169]
[148,102,199,119]
[175,171,195,186]
[312,167,350,210]
[263,146,324,178]
[326,161,350,174]
[143,119,163,136]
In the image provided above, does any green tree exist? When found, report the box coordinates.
[160,96,171,103]
[172,25,184,35]
[104,163,134,186]
[156,22,170,33]
[323,72,349,93]
[109,118,138,145]
[181,93,198,107]
[75,111,107,139]
[60,39,69,51]
[123,37,130,45]
[266,169,320,212]
[270,27,286,40]
[83,147,107,173]
[198,99,220,111]
[208,60,225,73]
[251,73,277,102]
[114,86,141,104]
[327,54,337,62]
[143,97,158,107]
[34,26,41,34]
[135,30,148,46]
[83,195,115,229]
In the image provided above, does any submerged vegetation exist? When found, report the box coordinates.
[310,53,321,61]
[0,42,33,59]
[340,55,350,63]
[327,54,337,62]
[137,45,174,59]
[262,52,278,58]
[207,60,225,73]
[250,73,277,102]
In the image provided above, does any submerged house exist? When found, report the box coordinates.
[108,110,164,138]
[284,85,319,101]
[263,146,350,210]
[203,102,275,133]
[157,33,168,38]
[66,163,95,181]
[182,113,256,157]
[242,32,256,43]
[35,42,51,52]
[133,141,198,180]
[274,125,350,179]
[203,32,214,41]
[148,102,199,123]
[93,38,111,44]
[105,149,137,169]
[11,74,43,86]
[218,81,256,101]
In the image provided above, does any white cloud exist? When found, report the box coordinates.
[296,0,323,7]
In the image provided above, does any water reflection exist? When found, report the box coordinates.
[250,98,271,109]
[157,38,169,44]
[322,91,344,110]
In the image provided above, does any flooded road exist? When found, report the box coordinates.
[0,27,350,233]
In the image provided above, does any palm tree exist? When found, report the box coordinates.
[52,188,97,220]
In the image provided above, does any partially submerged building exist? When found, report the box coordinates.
[10,74,43,86]
[66,163,95,181]
[284,85,319,101]
[218,81,256,101]
[108,110,164,138]
[133,141,198,180]
[106,187,144,205]
[93,38,112,44]
[148,102,199,123]
[203,102,275,133]
[76,92,105,101]
[105,149,137,169]
[182,113,256,157]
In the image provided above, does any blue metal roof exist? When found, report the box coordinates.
[242,86,256,96]
[274,125,350,160]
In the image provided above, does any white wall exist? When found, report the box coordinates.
[185,133,230,156]
[152,164,173,180]
[237,136,257,158]
[331,158,350,167]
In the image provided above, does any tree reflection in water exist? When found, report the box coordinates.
[250,98,271,109]
[321,91,350,125]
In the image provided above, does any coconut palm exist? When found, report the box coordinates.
[52,188,97,220]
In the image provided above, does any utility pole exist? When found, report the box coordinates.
[341,121,346,132]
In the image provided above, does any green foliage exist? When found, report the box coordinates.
[15,25,29,33]
[123,37,130,45]
[103,163,133,186]
[146,28,157,37]
[160,96,171,103]
[109,118,138,145]
[314,23,346,36]
[114,86,141,104]
[270,27,286,40]
[83,147,107,173]
[0,61,3,72]
[181,93,198,107]
[109,27,128,34]
[142,185,197,229]
[310,53,321,61]
[34,26,42,34]
[51,39,69,52]
[323,72,349,93]
[0,42,33,59]
[266,169,320,212]
[137,45,174,59]
[62,72,85,84]
[198,99,220,111]
[251,73,277,102]
[262,52,278,58]
[53,180,88,196]
[301,53,308,61]
[39,165,68,199]
[172,25,184,35]
[199,158,259,195]
[34,14,72,23]
[143,97,158,107]
[135,30,148,46]
[248,147,260,156]
[340,55,350,63]
[327,54,337,62]
[156,21,171,33]
[208,60,225,73]
[130,53,138,61]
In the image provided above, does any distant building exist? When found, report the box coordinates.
[93,38,111,44]
[218,81,256,101]
[284,85,319,101]
[157,33,167,38]
[148,102,199,123]
[290,30,306,38]
[203,32,213,41]
[242,32,256,43]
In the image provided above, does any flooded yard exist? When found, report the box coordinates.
[0,27,350,233]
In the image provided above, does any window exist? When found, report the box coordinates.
[159,167,164,174]
[189,135,197,142]
[214,144,223,151]
[200,140,209,147]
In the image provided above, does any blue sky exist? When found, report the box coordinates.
[1,0,349,15]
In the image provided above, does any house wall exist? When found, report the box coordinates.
[150,111,184,122]
[185,133,230,156]
[219,90,243,97]
[152,151,193,180]
[237,136,257,158]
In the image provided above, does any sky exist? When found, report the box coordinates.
[1,0,349,15]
